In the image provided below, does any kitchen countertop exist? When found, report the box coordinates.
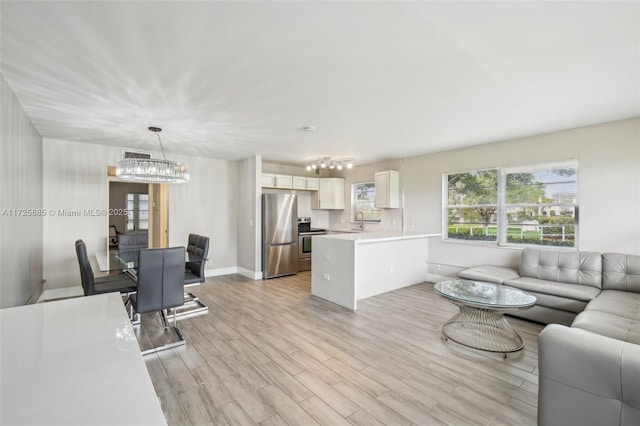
[317,231,440,244]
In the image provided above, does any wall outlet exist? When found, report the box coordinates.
[433,264,441,273]
[410,220,415,228]
[323,273,330,281]
[323,252,330,260]
[391,220,397,227]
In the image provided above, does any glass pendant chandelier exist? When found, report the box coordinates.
[116,127,189,183]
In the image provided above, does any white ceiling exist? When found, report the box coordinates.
[1,1,638,167]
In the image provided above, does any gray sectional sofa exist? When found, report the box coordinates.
[458,248,640,426]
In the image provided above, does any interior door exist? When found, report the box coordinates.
[148,183,169,248]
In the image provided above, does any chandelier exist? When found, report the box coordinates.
[305,157,353,172]
[116,127,189,183]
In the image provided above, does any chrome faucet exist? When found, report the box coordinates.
[355,211,365,230]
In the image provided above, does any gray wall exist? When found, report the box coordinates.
[168,152,239,275]
[236,156,261,278]
[0,73,44,308]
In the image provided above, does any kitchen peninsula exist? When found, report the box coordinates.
[311,232,440,309]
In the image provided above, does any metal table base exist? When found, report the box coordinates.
[441,303,525,356]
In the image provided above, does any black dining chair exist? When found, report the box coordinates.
[118,233,148,251]
[185,234,210,286]
[186,233,198,256]
[128,247,186,330]
[75,239,137,296]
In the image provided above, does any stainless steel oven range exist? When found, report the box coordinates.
[297,217,326,272]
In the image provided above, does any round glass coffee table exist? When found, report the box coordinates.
[434,279,536,356]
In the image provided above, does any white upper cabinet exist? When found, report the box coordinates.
[313,178,345,209]
[305,177,319,190]
[375,170,400,208]
[261,173,276,188]
[292,176,319,191]
[292,176,306,190]
[261,173,293,189]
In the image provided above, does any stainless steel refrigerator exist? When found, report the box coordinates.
[262,193,298,278]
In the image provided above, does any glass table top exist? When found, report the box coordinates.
[95,249,206,272]
[434,279,536,308]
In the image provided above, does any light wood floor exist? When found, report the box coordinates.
[142,273,543,425]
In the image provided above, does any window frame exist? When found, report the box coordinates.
[351,181,382,223]
[443,161,579,248]
[126,193,149,232]
[442,167,499,243]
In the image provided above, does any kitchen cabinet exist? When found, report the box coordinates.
[312,178,344,209]
[261,173,293,189]
[292,176,319,191]
[305,177,319,190]
[375,170,400,208]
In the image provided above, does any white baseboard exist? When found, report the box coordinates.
[237,267,263,280]
[40,285,83,302]
[27,279,46,304]
[205,266,262,280]
[205,267,238,278]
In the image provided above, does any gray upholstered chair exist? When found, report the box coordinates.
[75,239,136,296]
[184,234,210,285]
[117,233,148,251]
[186,233,198,256]
[128,247,186,329]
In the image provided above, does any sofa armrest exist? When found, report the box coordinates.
[538,324,640,426]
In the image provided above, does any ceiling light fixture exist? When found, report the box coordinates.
[305,157,353,173]
[116,127,190,183]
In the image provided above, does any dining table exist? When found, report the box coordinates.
[94,247,210,323]
[95,248,206,272]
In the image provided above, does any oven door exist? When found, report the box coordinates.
[298,234,313,259]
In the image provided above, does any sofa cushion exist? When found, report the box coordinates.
[509,290,589,314]
[519,248,602,288]
[457,265,520,284]
[504,276,601,303]
[602,253,640,293]
[584,290,640,319]
[572,310,640,344]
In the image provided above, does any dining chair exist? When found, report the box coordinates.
[128,247,186,330]
[108,225,120,247]
[186,233,197,255]
[75,239,137,296]
[117,233,148,251]
[185,234,210,285]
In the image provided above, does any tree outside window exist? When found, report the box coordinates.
[446,169,498,242]
[352,182,381,221]
[445,162,578,247]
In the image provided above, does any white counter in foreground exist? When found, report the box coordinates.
[312,232,440,309]
[0,293,166,426]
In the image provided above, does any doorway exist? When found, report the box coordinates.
[107,167,169,249]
